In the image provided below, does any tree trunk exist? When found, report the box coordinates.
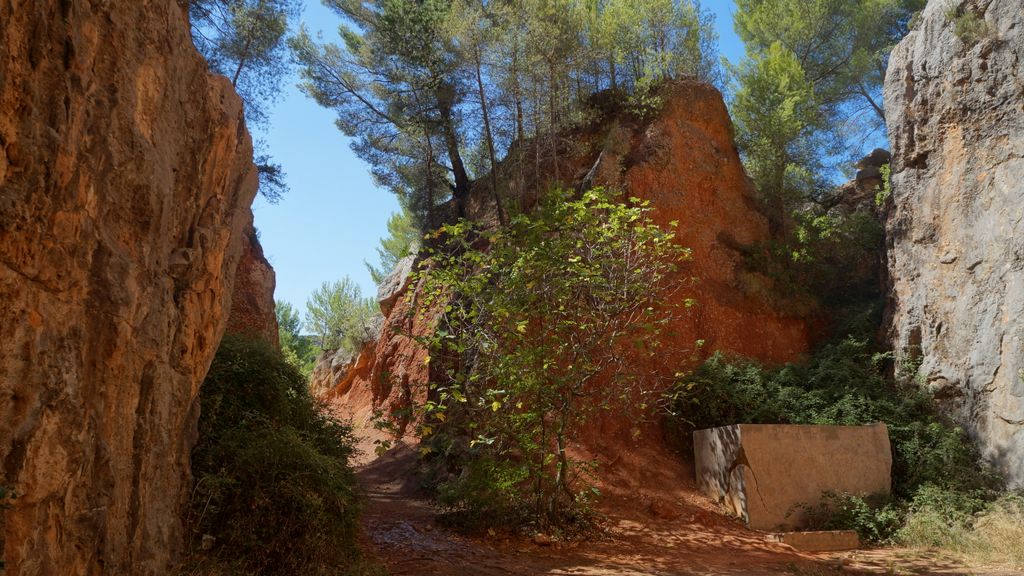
[436,82,471,218]
[548,61,559,182]
[474,49,507,226]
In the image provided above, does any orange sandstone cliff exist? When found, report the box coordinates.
[312,82,811,452]
[0,1,260,573]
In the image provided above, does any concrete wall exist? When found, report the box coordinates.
[694,424,892,530]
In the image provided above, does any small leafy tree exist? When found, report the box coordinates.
[276,299,318,377]
[365,207,421,285]
[304,278,378,353]
[415,188,690,528]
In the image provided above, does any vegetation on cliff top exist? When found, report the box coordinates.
[729,0,924,237]
[291,0,718,226]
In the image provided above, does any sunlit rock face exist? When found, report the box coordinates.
[0,1,259,573]
[884,0,1024,486]
[315,81,812,453]
[226,223,280,348]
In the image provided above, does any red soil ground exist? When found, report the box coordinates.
[353,439,1007,576]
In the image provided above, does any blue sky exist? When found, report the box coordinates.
[255,0,745,312]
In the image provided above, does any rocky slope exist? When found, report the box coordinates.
[313,82,812,452]
[885,0,1024,486]
[0,1,259,573]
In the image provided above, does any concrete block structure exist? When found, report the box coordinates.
[694,423,892,530]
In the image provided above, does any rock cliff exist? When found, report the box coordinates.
[225,223,279,348]
[885,0,1024,485]
[313,82,812,450]
[0,1,259,573]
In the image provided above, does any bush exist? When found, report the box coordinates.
[900,489,1024,569]
[799,492,904,544]
[182,335,363,575]
[667,338,999,499]
[946,5,988,45]
[416,188,689,530]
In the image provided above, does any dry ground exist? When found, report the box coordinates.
[353,440,1017,576]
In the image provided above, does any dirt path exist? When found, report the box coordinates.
[359,443,822,575]
[354,442,1009,576]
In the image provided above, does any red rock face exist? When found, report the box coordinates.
[226,223,279,348]
[312,277,435,455]
[618,83,809,363]
[316,82,810,454]
[0,1,258,574]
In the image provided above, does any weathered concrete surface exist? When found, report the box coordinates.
[694,424,892,530]
[0,1,258,574]
[884,0,1024,486]
[225,222,279,347]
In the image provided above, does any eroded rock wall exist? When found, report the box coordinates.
[885,0,1024,485]
[0,1,258,573]
[315,82,811,453]
[226,223,279,348]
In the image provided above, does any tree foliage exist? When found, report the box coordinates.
[304,278,379,353]
[185,335,363,575]
[729,0,925,235]
[187,0,302,202]
[276,299,319,377]
[413,188,690,528]
[291,0,718,227]
[365,206,421,284]
[667,338,1002,501]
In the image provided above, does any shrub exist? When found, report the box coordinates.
[182,335,363,575]
[667,338,999,499]
[416,187,689,530]
[946,5,988,45]
[799,492,904,544]
[900,489,1024,569]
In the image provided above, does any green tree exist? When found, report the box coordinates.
[416,188,690,527]
[187,0,302,202]
[276,299,318,377]
[734,0,924,134]
[291,0,472,224]
[304,278,378,353]
[292,0,719,224]
[365,207,421,284]
[728,0,924,236]
[729,42,827,237]
[188,0,301,126]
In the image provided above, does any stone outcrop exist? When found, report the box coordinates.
[315,81,812,449]
[884,0,1024,485]
[0,1,259,573]
[225,223,279,348]
[312,260,426,444]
